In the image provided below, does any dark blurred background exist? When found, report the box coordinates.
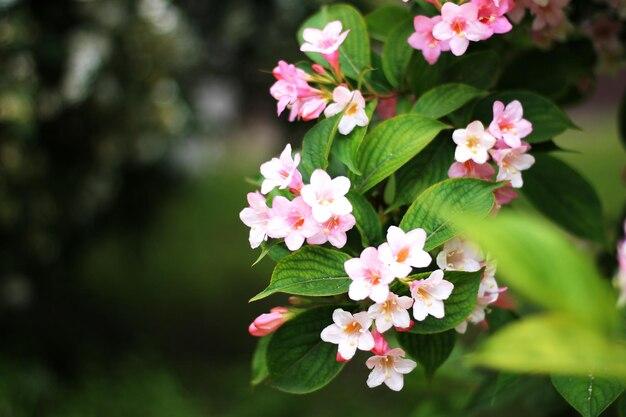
[0,0,625,416]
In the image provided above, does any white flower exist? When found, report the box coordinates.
[452,120,496,164]
[239,192,271,249]
[378,226,432,278]
[345,247,396,303]
[368,292,414,333]
[366,348,417,391]
[300,20,350,55]
[456,262,505,334]
[320,309,374,360]
[259,144,302,194]
[300,169,352,223]
[436,238,484,272]
[410,270,454,321]
[324,86,369,135]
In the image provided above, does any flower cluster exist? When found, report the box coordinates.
[448,100,536,208]
[239,144,355,251]
[269,21,370,135]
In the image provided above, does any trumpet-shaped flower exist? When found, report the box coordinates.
[448,160,495,180]
[472,0,513,36]
[239,192,271,249]
[432,2,492,56]
[410,269,454,321]
[436,237,484,272]
[408,15,450,65]
[324,86,369,135]
[307,213,356,248]
[301,20,350,56]
[488,100,533,148]
[378,226,432,278]
[267,196,319,251]
[270,60,328,122]
[453,121,496,164]
[345,247,395,303]
[368,292,414,333]
[528,0,570,31]
[300,169,352,223]
[248,307,289,336]
[259,144,303,194]
[366,348,417,391]
[320,309,374,361]
[490,143,535,188]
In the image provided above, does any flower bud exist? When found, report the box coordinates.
[311,64,327,75]
[370,330,390,356]
[248,307,289,337]
[394,320,415,333]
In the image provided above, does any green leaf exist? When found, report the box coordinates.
[412,83,487,119]
[365,5,411,41]
[522,154,604,243]
[251,335,272,386]
[347,191,382,246]
[382,18,414,88]
[392,137,454,209]
[298,4,370,80]
[300,116,340,180]
[552,375,623,417]
[469,313,626,381]
[332,100,377,175]
[408,270,482,334]
[473,90,577,143]
[267,306,345,393]
[450,212,617,329]
[356,114,447,192]
[446,50,501,90]
[397,330,456,377]
[250,246,351,301]
[407,53,450,96]
[399,178,498,251]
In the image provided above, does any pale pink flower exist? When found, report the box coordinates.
[452,121,496,164]
[366,348,417,391]
[488,100,533,148]
[432,2,492,56]
[270,60,328,122]
[472,0,513,37]
[436,237,484,272]
[267,196,319,251]
[368,292,414,333]
[490,143,535,188]
[448,160,495,180]
[300,169,352,223]
[528,0,569,31]
[239,192,271,249]
[307,214,356,248]
[378,226,432,278]
[456,263,506,333]
[301,21,350,71]
[408,15,451,65]
[320,309,374,361]
[259,144,302,194]
[345,247,395,303]
[371,330,390,355]
[324,86,369,135]
[248,307,289,337]
[410,269,454,321]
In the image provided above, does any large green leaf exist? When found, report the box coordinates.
[347,191,382,246]
[446,50,501,90]
[412,83,487,119]
[382,18,414,88]
[365,5,411,41]
[251,335,272,386]
[298,4,370,80]
[299,116,340,180]
[552,375,623,417]
[267,306,345,393]
[250,246,351,301]
[407,53,450,96]
[408,270,482,334]
[399,178,498,251]
[332,100,377,175]
[397,330,456,377]
[473,91,577,143]
[355,114,447,192]
[522,154,605,243]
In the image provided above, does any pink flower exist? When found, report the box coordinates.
[300,169,352,223]
[488,100,533,148]
[432,2,492,56]
[410,269,454,321]
[368,292,414,333]
[616,223,626,306]
[453,121,496,164]
[528,0,569,31]
[324,86,369,135]
[490,143,535,188]
[472,0,513,37]
[436,237,484,272]
[376,96,398,120]
[408,15,450,65]
[494,185,519,208]
[307,214,356,248]
[320,308,374,361]
[270,60,327,122]
[267,196,319,251]
[248,307,289,337]
[366,348,417,391]
[301,21,350,56]
[370,330,390,356]
[239,192,271,249]
[456,263,506,333]
[448,160,495,180]
[378,226,432,278]
[345,247,395,303]
[259,144,303,195]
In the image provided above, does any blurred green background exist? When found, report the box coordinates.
[0,0,625,416]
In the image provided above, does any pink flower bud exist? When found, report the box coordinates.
[370,330,390,356]
[394,320,415,333]
[248,307,289,337]
[493,290,517,310]
[311,64,327,75]
[376,96,398,120]
[336,351,350,362]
